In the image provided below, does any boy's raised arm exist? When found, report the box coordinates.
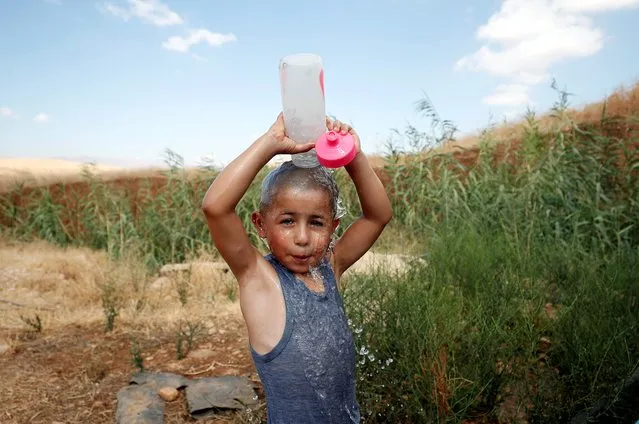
[202,136,276,282]
[330,124,393,278]
[202,114,315,282]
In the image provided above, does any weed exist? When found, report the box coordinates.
[100,281,120,332]
[130,339,144,372]
[176,320,205,360]
[19,314,42,333]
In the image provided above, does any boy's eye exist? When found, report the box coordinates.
[311,220,324,227]
[280,218,293,225]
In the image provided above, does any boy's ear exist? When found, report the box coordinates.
[251,211,267,238]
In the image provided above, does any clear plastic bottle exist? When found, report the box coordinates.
[279,53,326,168]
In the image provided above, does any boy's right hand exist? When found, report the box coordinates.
[263,113,316,155]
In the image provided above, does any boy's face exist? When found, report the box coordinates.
[252,186,339,274]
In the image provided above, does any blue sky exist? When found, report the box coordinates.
[1,0,638,167]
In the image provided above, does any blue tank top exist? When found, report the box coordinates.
[250,254,360,423]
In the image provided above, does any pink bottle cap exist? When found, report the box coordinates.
[315,130,357,168]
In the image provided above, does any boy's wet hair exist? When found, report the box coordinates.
[260,161,344,219]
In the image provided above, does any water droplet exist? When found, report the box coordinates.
[354,327,363,334]
[359,346,369,355]
[347,318,352,326]
[368,354,375,362]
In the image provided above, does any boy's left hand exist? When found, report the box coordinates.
[326,117,361,156]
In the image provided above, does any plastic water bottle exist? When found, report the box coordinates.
[279,53,326,168]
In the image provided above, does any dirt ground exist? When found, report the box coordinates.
[0,240,264,423]
[0,320,261,424]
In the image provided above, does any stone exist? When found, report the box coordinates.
[148,277,172,291]
[159,263,191,276]
[158,387,179,402]
[130,371,189,391]
[159,262,229,278]
[186,376,258,419]
[569,366,639,424]
[116,385,164,424]
[342,252,427,278]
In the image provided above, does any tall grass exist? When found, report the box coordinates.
[0,152,361,269]
[1,85,638,422]
[341,89,639,423]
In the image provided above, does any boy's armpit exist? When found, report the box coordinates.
[203,210,260,283]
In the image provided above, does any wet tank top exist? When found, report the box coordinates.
[250,254,360,423]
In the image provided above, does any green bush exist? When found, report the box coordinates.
[340,91,638,423]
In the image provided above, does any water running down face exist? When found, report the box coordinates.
[251,162,341,275]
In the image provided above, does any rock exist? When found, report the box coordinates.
[116,385,164,424]
[569,366,639,424]
[159,262,229,278]
[186,376,258,419]
[148,277,172,291]
[191,261,229,276]
[342,252,426,277]
[159,263,191,276]
[158,387,179,402]
[130,372,189,390]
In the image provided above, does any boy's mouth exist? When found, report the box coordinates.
[292,254,311,262]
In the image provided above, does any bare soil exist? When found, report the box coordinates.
[0,240,262,423]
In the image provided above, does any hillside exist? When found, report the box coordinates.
[1,81,637,193]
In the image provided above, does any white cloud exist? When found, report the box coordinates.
[554,0,639,13]
[162,29,237,53]
[456,0,639,106]
[100,0,183,26]
[98,1,237,58]
[1,107,19,119]
[456,0,603,84]
[33,113,51,123]
[483,84,532,107]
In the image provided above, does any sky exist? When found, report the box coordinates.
[1,0,638,168]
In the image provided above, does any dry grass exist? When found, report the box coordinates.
[0,239,239,330]
[0,239,263,423]
[446,80,639,154]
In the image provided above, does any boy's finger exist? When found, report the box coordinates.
[293,143,315,153]
[325,116,333,129]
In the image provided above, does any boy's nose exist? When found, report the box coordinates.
[294,225,310,245]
